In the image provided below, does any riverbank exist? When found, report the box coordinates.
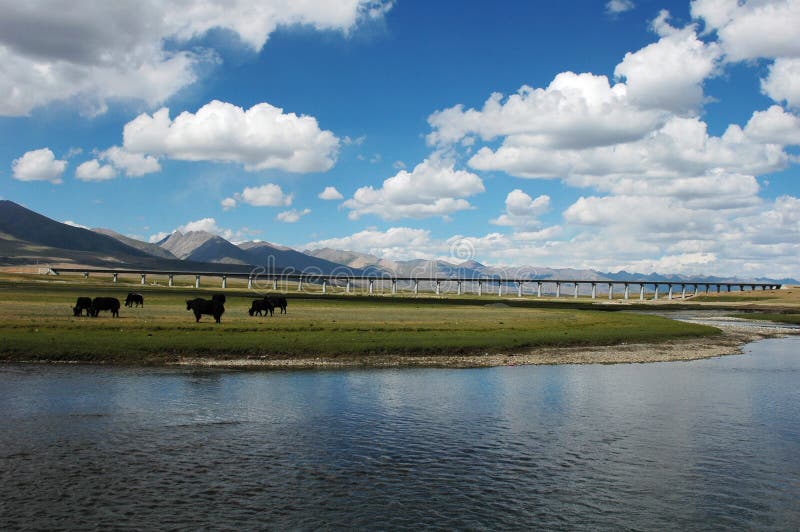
[170,321,798,369]
[2,275,797,369]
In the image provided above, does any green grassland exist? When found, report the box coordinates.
[0,275,721,365]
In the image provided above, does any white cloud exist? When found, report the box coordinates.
[490,190,550,227]
[148,216,257,243]
[427,72,666,149]
[101,146,161,177]
[606,0,635,14]
[276,208,311,223]
[123,100,339,173]
[318,186,344,200]
[614,12,720,114]
[691,0,800,61]
[306,227,436,261]
[75,159,117,181]
[0,0,392,116]
[469,115,787,189]
[761,58,800,108]
[11,148,66,183]
[343,158,485,220]
[744,105,800,145]
[224,183,293,208]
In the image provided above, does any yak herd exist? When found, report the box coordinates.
[72,292,288,323]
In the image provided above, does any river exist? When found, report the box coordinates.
[1,336,799,529]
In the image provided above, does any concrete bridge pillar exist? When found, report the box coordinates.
[369,280,374,295]
[555,282,561,298]
[477,281,482,296]
[83,271,89,279]
[457,281,462,296]
[346,280,351,294]
[668,285,673,300]
[221,275,227,289]
[392,280,397,294]
[726,284,731,292]
[298,278,303,291]
[168,274,174,287]
[608,284,614,300]
[716,284,721,293]
[112,273,118,283]
[247,276,253,290]
[705,284,709,295]
[322,279,327,294]
[435,281,440,295]
[195,275,201,288]
[639,284,645,301]
[537,282,542,298]
[681,284,686,299]
[591,283,596,299]
[624,283,630,300]
[413,280,419,295]
[141,273,146,285]
[273,278,278,291]
[653,285,659,300]
[574,283,579,298]
[498,282,502,297]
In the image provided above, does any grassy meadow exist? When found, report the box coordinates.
[0,273,723,365]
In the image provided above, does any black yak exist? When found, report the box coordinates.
[187,298,224,323]
[124,292,144,307]
[73,297,92,317]
[266,295,287,314]
[212,293,226,305]
[91,297,120,318]
[248,299,274,317]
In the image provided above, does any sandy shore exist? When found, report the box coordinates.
[171,320,799,370]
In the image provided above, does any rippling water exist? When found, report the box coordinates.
[2,338,799,529]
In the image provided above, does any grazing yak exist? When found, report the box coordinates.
[124,292,144,307]
[73,297,92,317]
[91,297,120,318]
[212,293,226,305]
[187,298,225,323]
[248,299,274,317]
[266,295,288,314]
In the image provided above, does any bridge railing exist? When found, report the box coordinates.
[49,267,782,300]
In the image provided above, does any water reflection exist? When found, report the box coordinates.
[1,338,799,529]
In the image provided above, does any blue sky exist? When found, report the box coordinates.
[2,0,799,277]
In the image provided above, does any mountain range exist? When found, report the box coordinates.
[0,200,795,285]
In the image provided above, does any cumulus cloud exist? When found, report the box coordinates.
[318,186,344,200]
[11,148,67,183]
[744,105,800,145]
[427,72,666,149]
[276,208,311,223]
[761,58,800,108]
[223,183,293,208]
[691,0,800,61]
[614,11,721,114]
[606,0,635,14]
[490,190,550,227]
[148,216,256,243]
[123,100,339,173]
[75,159,116,181]
[0,0,392,116]
[343,158,485,220]
[100,146,161,177]
[306,227,436,261]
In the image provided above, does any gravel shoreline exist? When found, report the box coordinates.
[170,322,799,370]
